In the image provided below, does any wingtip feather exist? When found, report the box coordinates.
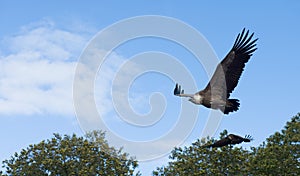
[232,29,258,56]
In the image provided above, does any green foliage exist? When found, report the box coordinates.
[153,114,300,176]
[249,113,300,175]
[1,114,299,176]
[1,131,140,176]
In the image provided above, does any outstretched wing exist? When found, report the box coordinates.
[228,134,245,144]
[201,28,258,98]
[229,134,253,144]
[204,137,231,148]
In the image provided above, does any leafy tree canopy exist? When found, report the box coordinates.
[1,131,140,176]
[249,113,300,175]
[1,114,299,175]
[153,113,300,176]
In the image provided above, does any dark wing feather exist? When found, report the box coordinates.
[201,28,258,98]
[174,83,180,95]
[228,134,245,144]
[243,135,254,142]
[174,83,185,95]
[205,136,231,148]
[229,134,253,144]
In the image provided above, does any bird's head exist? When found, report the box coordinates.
[188,94,202,105]
[188,97,196,103]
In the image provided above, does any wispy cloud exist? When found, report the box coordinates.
[0,19,147,117]
[0,20,88,116]
[0,19,190,163]
[94,52,147,120]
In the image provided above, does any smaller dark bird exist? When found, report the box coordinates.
[204,134,253,148]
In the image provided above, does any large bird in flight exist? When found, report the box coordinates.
[203,134,253,148]
[174,28,258,114]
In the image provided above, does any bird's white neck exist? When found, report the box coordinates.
[189,94,203,105]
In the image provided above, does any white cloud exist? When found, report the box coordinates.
[94,52,146,118]
[0,20,88,116]
[0,19,147,118]
[0,19,186,163]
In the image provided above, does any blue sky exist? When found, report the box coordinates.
[1,0,300,175]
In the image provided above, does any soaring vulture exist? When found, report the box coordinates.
[203,134,253,148]
[174,28,258,114]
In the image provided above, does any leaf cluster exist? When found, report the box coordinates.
[153,114,300,175]
[1,131,139,176]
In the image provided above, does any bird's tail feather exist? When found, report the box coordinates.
[224,99,240,114]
